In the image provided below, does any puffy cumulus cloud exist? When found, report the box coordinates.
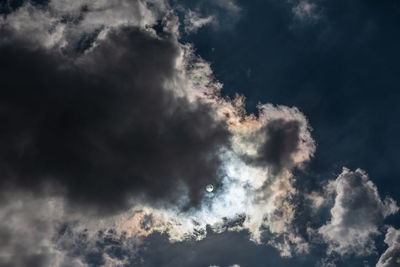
[233,104,315,175]
[225,107,314,256]
[318,168,399,257]
[377,227,400,267]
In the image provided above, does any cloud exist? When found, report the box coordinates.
[377,227,400,267]
[0,192,85,267]
[291,0,320,21]
[0,3,319,257]
[0,1,317,255]
[176,0,241,32]
[0,191,162,267]
[243,119,301,174]
[0,26,230,214]
[228,103,315,174]
[1,1,398,267]
[184,10,215,33]
[0,0,168,52]
[318,168,399,256]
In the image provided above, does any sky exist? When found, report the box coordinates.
[0,0,400,266]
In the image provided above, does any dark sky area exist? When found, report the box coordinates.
[184,0,400,210]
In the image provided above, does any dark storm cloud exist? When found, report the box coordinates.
[0,26,229,214]
[244,119,301,174]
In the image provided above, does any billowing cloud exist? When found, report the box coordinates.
[318,168,399,256]
[377,227,400,267]
[0,25,231,214]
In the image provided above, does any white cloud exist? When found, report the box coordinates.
[377,227,400,267]
[184,10,215,33]
[318,168,399,256]
[1,0,169,51]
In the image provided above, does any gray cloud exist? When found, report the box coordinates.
[377,227,400,267]
[0,26,229,215]
[247,119,301,174]
[0,193,83,267]
[318,168,399,256]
